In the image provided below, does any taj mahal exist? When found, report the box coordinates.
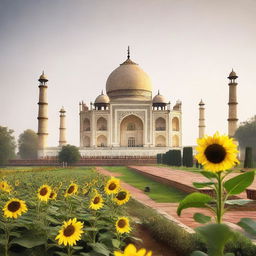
[37,48,183,158]
[36,48,238,159]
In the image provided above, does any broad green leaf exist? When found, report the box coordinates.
[112,239,120,248]
[193,213,212,224]
[225,199,252,206]
[224,254,235,256]
[191,251,208,256]
[224,171,255,195]
[237,218,256,236]
[193,182,214,188]
[199,171,217,179]
[177,192,212,216]
[88,242,110,256]
[196,223,234,256]
[11,234,45,248]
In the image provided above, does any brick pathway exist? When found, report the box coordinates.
[96,166,256,231]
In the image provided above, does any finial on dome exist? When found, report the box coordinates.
[228,68,238,80]
[38,70,48,83]
[158,90,160,95]
[127,46,130,59]
[101,90,103,95]
[199,99,205,106]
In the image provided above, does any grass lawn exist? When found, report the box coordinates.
[104,166,187,203]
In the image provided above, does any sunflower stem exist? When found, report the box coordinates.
[67,245,72,256]
[4,220,9,256]
[216,172,224,224]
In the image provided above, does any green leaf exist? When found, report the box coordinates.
[112,239,120,248]
[193,213,212,224]
[224,254,235,256]
[88,242,110,256]
[224,171,255,195]
[193,182,214,188]
[225,199,252,205]
[10,232,46,248]
[177,192,212,216]
[196,223,234,256]
[199,171,217,179]
[191,251,208,256]
[237,218,256,236]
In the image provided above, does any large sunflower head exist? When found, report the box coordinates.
[195,132,239,172]
[3,198,28,219]
[114,244,152,256]
[114,189,130,205]
[55,218,84,246]
[105,177,120,195]
[64,183,78,197]
[89,193,104,210]
[37,185,52,202]
[115,217,131,234]
[0,181,12,193]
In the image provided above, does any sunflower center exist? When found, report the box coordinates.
[204,144,226,163]
[116,192,127,200]
[63,224,75,237]
[68,185,75,194]
[40,187,48,196]
[109,183,116,191]
[7,201,21,212]
[118,219,126,228]
[93,196,100,204]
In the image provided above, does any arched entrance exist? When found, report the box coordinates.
[120,115,143,147]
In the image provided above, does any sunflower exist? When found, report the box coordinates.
[114,244,152,256]
[105,177,120,195]
[49,191,57,200]
[55,218,84,246]
[37,185,52,201]
[115,217,131,234]
[114,189,130,205]
[0,181,12,193]
[64,183,78,197]
[89,193,104,210]
[3,198,28,219]
[195,132,239,172]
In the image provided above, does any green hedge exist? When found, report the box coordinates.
[244,147,253,168]
[183,147,193,167]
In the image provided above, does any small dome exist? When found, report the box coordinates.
[95,91,110,104]
[106,56,152,101]
[199,99,205,106]
[60,106,66,113]
[153,91,167,104]
[38,71,48,82]
[228,69,238,80]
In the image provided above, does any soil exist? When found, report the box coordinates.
[132,224,178,256]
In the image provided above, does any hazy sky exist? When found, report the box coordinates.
[1,0,256,147]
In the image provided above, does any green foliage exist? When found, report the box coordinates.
[183,147,194,167]
[164,150,182,166]
[0,126,16,165]
[156,154,163,164]
[237,218,256,236]
[18,129,38,159]
[235,116,256,160]
[58,144,81,164]
[177,192,212,216]
[0,167,130,255]
[193,213,211,224]
[195,224,234,256]
[244,147,254,168]
[104,166,187,203]
[224,171,255,195]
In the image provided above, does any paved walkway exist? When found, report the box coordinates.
[96,166,256,231]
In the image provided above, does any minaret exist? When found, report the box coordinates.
[198,99,205,138]
[59,107,67,147]
[227,69,238,137]
[37,71,49,153]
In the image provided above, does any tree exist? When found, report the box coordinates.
[0,126,16,165]
[235,116,256,160]
[18,129,38,159]
[58,144,81,165]
[244,147,253,168]
[182,147,193,167]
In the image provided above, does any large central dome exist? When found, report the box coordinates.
[106,56,152,101]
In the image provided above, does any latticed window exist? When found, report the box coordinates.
[128,137,135,147]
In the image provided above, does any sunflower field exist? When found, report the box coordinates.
[0,167,136,256]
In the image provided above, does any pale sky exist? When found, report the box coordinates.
[0,0,256,147]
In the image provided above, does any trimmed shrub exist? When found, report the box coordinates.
[157,154,163,164]
[183,147,193,167]
[244,147,253,168]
